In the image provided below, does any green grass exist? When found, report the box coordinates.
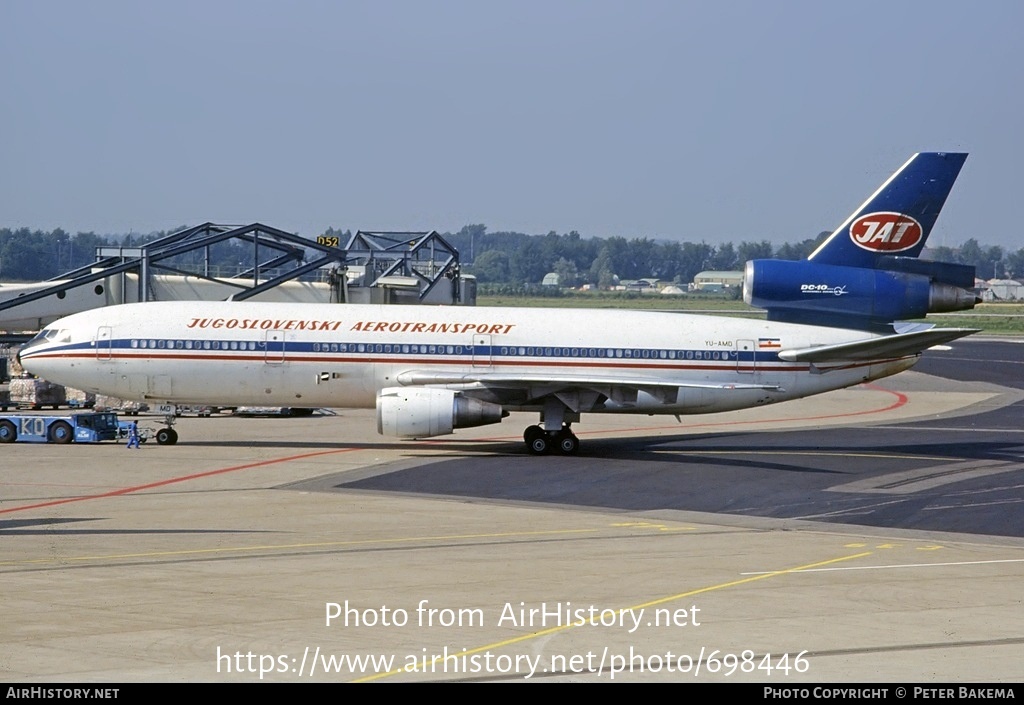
[477,294,1024,335]
[478,291,758,311]
[916,304,1024,335]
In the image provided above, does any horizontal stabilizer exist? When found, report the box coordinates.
[777,328,978,363]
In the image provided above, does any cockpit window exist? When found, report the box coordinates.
[22,328,71,350]
[25,330,48,346]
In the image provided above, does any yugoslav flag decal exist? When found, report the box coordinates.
[849,212,923,253]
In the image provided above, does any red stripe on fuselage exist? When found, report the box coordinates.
[22,349,913,374]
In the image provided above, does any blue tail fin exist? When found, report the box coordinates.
[744,152,977,331]
[808,152,968,268]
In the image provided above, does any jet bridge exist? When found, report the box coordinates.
[0,224,468,334]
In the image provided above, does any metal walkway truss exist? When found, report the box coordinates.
[0,223,462,318]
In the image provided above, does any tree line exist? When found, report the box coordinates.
[445,225,1020,287]
[1,224,1019,287]
[0,227,285,282]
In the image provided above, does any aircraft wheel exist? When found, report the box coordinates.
[155,428,179,445]
[0,420,17,443]
[524,426,549,455]
[555,430,580,455]
[48,421,74,444]
[527,435,550,455]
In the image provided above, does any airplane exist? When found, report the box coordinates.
[17,152,979,454]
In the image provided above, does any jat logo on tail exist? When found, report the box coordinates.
[849,212,923,252]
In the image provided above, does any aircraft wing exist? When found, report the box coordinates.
[395,371,779,391]
[394,371,780,411]
[776,327,979,363]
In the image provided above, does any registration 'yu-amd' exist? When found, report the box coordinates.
[19,153,979,454]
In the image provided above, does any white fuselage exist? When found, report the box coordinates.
[20,301,916,417]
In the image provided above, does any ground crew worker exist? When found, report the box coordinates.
[126,420,141,449]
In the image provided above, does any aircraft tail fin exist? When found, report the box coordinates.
[743,152,978,331]
[808,152,968,267]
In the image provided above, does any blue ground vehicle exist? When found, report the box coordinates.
[0,412,129,444]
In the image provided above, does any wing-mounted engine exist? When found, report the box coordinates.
[376,387,505,438]
[743,258,979,331]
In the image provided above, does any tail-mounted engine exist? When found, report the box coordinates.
[743,257,979,330]
[376,387,505,438]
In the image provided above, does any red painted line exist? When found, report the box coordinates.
[651,379,909,430]
[0,386,911,515]
[0,447,361,516]
[581,385,909,434]
[450,383,910,443]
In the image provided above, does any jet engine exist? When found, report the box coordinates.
[743,258,978,330]
[376,387,505,438]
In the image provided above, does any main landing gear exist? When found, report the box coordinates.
[523,397,582,455]
[523,424,580,456]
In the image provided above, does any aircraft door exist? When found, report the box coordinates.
[265,330,286,365]
[736,339,755,374]
[96,326,113,361]
[473,334,492,368]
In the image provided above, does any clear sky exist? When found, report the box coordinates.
[2,1,1021,249]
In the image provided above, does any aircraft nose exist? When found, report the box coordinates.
[14,344,32,373]
[14,341,30,369]
[14,335,44,371]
